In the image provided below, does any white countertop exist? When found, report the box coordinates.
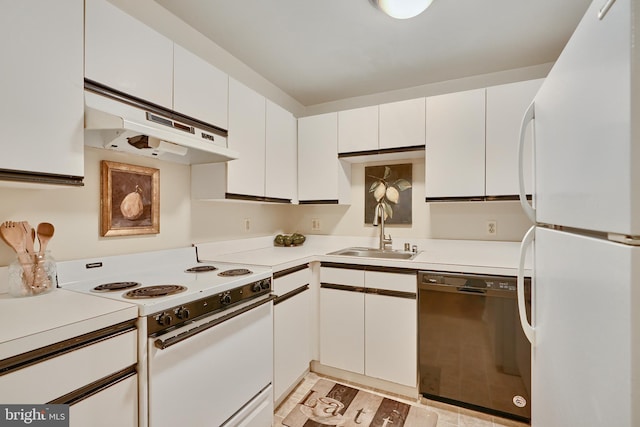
[0,235,530,362]
[196,235,532,276]
[0,288,137,361]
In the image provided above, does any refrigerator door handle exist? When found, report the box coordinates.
[598,0,616,19]
[518,101,536,223]
[518,225,535,344]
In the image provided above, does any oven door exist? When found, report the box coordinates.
[147,297,274,427]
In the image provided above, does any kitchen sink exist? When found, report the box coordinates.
[327,247,420,260]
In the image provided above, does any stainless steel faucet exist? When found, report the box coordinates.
[373,202,392,250]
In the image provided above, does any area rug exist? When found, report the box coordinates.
[282,379,438,427]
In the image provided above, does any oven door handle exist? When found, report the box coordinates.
[154,295,276,350]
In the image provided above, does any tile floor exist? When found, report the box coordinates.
[274,372,529,427]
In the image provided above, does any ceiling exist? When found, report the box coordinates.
[154,0,592,106]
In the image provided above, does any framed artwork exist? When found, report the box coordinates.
[100,161,160,236]
[364,164,413,225]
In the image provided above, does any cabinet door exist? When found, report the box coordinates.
[426,89,486,199]
[0,0,84,179]
[379,98,426,149]
[338,105,379,153]
[486,79,543,197]
[228,79,266,197]
[174,44,229,131]
[298,113,339,201]
[365,293,417,387]
[265,100,297,201]
[85,0,173,108]
[364,271,417,387]
[274,289,312,403]
[319,287,365,374]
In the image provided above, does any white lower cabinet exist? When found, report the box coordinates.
[273,266,313,404]
[319,287,366,374]
[319,265,417,387]
[364,273,417,387]
[69,374,138,427]
[0,324,138,425]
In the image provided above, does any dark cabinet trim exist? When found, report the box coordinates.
[274,284,310,305]
[338,145,425,159]
[0,169,83,187]
[0,320,136,376]
[298,199,339,205]
[225,193,292,203]
[321,283,415,299]
[273,264,309,279]
[425,194,532,203]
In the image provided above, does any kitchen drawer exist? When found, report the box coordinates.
[365,270,416,293]
[273,266,311,296]
[0,329,137,404]
[69,374,137,427]
[321,266,365,287]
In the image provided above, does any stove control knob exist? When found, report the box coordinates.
[251,282,262,293]
[260,279,271,291]
[175,307,190,320]
[220,292,232,305]
[157,313,173,327]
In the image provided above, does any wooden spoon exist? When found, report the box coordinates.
[1,221,34,291]
[0,221,28,254]
[36,222,55,257]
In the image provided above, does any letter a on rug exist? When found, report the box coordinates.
[282,379,438,427]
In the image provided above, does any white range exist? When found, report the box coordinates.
[57,246,275,427]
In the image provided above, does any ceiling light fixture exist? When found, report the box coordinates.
[371,0,434,19]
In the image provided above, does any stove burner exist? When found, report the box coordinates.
[93,281,141,292]
[218,268,253,277]
[185,265,218,273]
[123,285,187,299]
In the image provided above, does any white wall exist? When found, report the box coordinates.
[0,148,188,265]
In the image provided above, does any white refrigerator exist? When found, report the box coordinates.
[516,0,640,426]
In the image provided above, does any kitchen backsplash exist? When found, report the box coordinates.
[0,151,531,267]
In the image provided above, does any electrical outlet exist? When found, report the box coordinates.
[243,218,251,232]
[311,218,321,231]
[486,220,497,236]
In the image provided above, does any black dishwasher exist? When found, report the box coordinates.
[418,271,531,423]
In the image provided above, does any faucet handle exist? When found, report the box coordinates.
[383,234,393,250]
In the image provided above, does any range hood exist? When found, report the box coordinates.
[84,80,239,165]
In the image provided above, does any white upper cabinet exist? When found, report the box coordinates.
[85,0,173,109]
[0,0,84,186]
[265,100,297,201]
[336,99,426,159]
[426,88,486,199]
[86,0,229,132]
[298,113,350,203]
[424,80,543,201]
[379,98,426,150]
[227,78,267,198]
[193,81,297,202]
[173,44,228,130]
[486,79,543,197]
[338,106,379,153]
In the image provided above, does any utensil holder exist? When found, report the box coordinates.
[8,251,56,297]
